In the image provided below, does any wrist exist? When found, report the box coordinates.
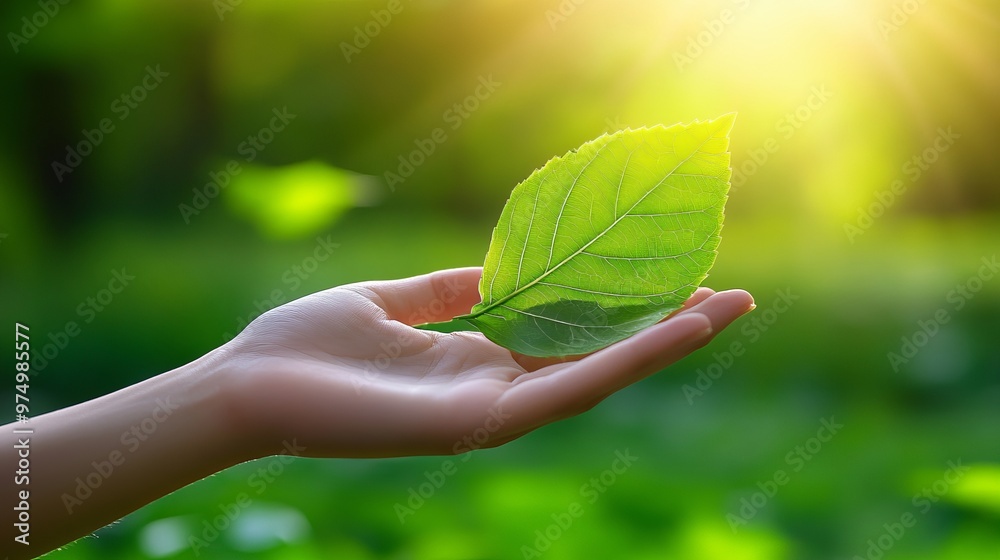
[178,345,266,465]
[201,344,291,462]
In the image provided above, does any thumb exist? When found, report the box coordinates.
[356,267,484,326]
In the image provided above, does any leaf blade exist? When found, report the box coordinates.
[465,114,734,357]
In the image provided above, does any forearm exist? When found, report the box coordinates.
[3,349,247,559]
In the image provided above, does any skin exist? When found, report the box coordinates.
[2,267,753,558]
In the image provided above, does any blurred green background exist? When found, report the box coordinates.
[2,0,999,558]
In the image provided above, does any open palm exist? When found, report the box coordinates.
[224,267,754,459]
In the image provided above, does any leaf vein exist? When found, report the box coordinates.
[537,282,691,298]
[499,305,617,329]
[546,142,613,269]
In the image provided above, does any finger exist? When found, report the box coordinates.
[500,290,754,429]
[662,286,716,322]
[675,289,755,329]
[358,267,484,325]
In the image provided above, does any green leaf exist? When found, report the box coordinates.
[459,114,735,357]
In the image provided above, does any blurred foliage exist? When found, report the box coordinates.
[1,0,998,558]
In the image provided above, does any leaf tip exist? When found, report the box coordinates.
[712,112,738,135]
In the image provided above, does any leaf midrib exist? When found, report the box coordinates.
[460,126,719,321]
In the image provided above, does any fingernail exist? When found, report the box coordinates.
[746,303,757,312]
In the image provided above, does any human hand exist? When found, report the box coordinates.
[220,267,754,460]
